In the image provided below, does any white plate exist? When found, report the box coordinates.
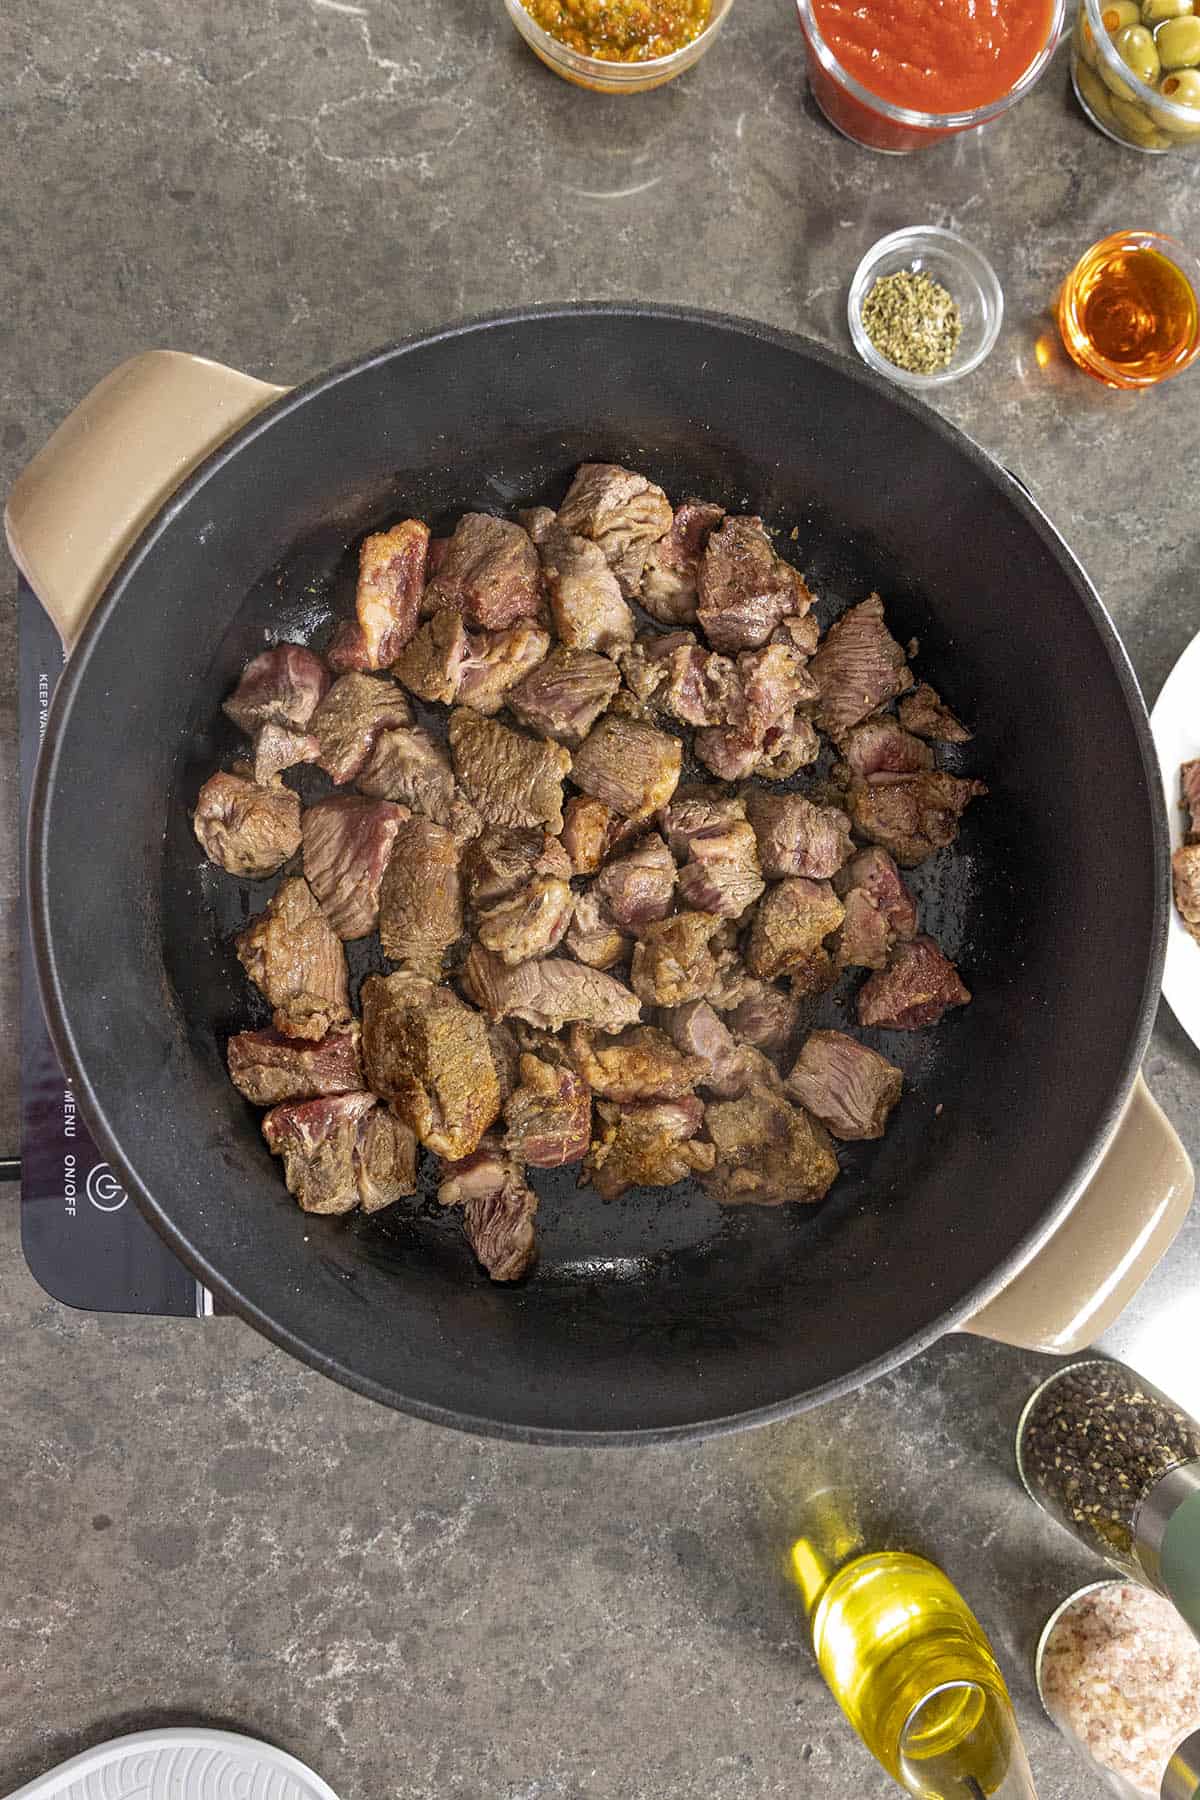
[6,1728,341,1800]
[1150,625,1200,1056]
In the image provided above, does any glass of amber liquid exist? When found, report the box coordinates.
[1057,230,1200,388]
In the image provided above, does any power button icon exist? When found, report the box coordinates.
[86,1163,128,1212]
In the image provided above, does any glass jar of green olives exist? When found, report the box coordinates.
[1072,0,1200,150]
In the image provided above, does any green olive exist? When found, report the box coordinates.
[1155,65,1200,127]
[1141,0,1191,27]
[1155,13,1200,61]
[1115,22,1162,77]
[1102,0,1141,28]
[1076,54,1120,115]
[1111,91,1171,137]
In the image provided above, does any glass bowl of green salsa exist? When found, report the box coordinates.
[505,0,735,91]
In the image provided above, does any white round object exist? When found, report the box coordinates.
[1151,625,1200,1056]
[6,1728,341,1800]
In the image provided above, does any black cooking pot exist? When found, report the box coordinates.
[8,307,1191,1443]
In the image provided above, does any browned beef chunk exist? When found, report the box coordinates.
[837,716,933,777]
[565,892,629,971]
[809,595,913,740]
[561,795,622,875]
[310,672,413,784]
[325,620,373,675]
[193,772,302,878]
[355,1104,418,1211]
[518,505,557,544]
[361,972,500,1159]
[568,1024,706,1104]
[538,525,636,654]
[773,614,820,657]
[438,1137,539,1281]
[694,643,816,781]
[253,724,321,784]
[790,949,838,999]
[392,610,469,705]
[750,716,822,781]
[640,499,725,625]
[487,1020,523,1103]
[1182,761,1200,843]
[223,644,330,735]
[556,463,673,597]
[660,788,746,860]
[676,820,764,919]
[661,1000,779,1099]
[697,516,813,653]
[262,1092,377,1214]
[302,795,408,939]
[236,876,351,1041]
[503,1052,592,1168]
[704,1088,838,1207]
[743,791,853,880]
[379,818,463,978]
[787,1030,903,1140]
[586,1096,714,1200]
[705,941,755,1013]
[746,878,844,980]
[726,980,801,1052]
[457,622,551,715]
[846,771,987,866]
[596,833,677,935]
[462,946,641,1033]
[507,646,622,746]
[630,911,720,1006]
[570,715,682,819]
[621,633,739,729]
[463,826,570,911]
[356,724,480,843]
[1173,844,1200,943]
[833,847,918,940]
[227,1024,364,1107]
[899,682,973,744]
[477,874,574,965]
[355,519,429,667]
[449,709,571,834]
[424,512,542,630]
[834,888,892,971]
[857,935,970,1030]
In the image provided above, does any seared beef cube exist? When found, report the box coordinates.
[487,1020,523,1103]
[508,646,622,746]
[744,790,853,881]
[773,614,820,657]
[834,888,892,970]
[857,935,971,1030]
[354,1103,419,1211]
[223,643,330,735]
[357,724,480,844]
[704,1089,838,1208]
[833,847,918,940]
[503,1051,592,1168]
[1182,761,1200,843]
[630,911,720,1007]
[355,519,429,667]
[462,946,641,1033]
[302,795,408,939]
[596,833,677,935]
[697,516,812,652]
[660,788,746,860]
[660,1001,777,1100]
[227,1024,364,1107]
[539,525,636,654]
[424,512,542,630]
[640,499,725,625]
[565,892,629,971]
[899,682,973,744]
[561,795,617,875]
[235,876,351,1041]
[379,818,463,978]
[586,1096,714,1201]
[676,820,764,919]
[837,716,933,777]
[746,878,844,980]
[193,772,301,878]
[310,672,413,784]
[790,949,837,999]
[253,724,321,784]
[262,1092,377,1214]
[392,610,469,705]
[463,827,570,912]
[739,642,819,722]
[438,1137,539,1282]
[457,622,551,715]
[518,505,557,545]
[787,1030,902,1140]
[809,594,913,740]
[325,619,373,675]
[568,1023,706,1104]
[846,771,987,867]
[361,972,500,1160]
[622,633,739,729]
[694,644,816,782]
[570,715,682,819]
[1173,844,1200,943]
[726,980,801,1053]
[556,462,673,597]
[449,708,571,834]
[743,715,822,782]
[478,874,574,965]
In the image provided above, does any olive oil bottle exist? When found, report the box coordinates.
[795,1546,1039,1799]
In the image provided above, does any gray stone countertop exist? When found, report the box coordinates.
[2,1,1199,1795]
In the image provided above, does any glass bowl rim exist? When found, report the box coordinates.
[847,225,1005,389]
[1059,228,1200,384]
[504,0,734,77]
[1079,0,1200,130]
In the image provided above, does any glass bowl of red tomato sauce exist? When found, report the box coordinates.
[795,0,1066,150]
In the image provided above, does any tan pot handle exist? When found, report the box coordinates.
[963,1073,1192,1352]
[5,350,288,649]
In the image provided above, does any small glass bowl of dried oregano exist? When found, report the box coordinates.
[848,226,1004,390]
